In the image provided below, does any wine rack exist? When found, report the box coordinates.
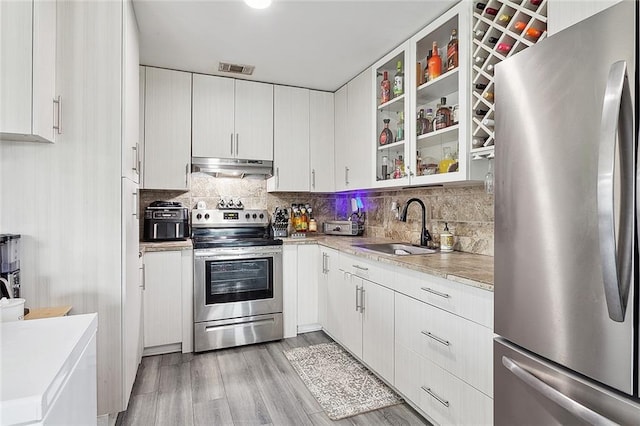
[471,0,548,160]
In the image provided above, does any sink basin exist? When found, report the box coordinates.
[353,243,438,256]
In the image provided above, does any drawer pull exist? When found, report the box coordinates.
[352,264,369,271]
[421,330,451,346]
[421,386,450,408]
[420,286,451,299]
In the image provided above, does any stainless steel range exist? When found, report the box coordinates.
[192,208,283,352]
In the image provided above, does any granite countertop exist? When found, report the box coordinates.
[139,239,193,253]
[280,234,494,291]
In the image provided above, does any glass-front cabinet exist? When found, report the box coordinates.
[370,2,488,188]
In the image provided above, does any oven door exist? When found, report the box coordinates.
[194,246,283,322]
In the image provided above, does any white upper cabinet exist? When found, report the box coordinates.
[143,67,192,190]
[345,69,373,190]
[192,75,273,161]
[309,90,335,193]
[192,74,235,158]
[122,0,140,183]
[271,85,310,192]
[334,84,349,191]
[1,0,57,143]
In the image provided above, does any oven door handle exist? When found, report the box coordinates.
[194,250,282,258]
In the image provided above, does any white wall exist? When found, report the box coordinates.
[548,0,624,35]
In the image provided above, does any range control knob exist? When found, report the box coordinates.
[245,213,251,219]
[204,213,210,220]
[196,213,202,220]
[252,213,257,219]
[259,213,264,219]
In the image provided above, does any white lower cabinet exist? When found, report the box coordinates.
[296,244,319,333]
[142,249,193,354]
[361,278,394,384]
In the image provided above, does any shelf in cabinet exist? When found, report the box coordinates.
[416,68,458,105]
[377,94,405,112]
[416,124,459,148]
[377,140,405,151]
[471,146,495,159]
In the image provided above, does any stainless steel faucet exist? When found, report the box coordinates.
[399,198,433,247]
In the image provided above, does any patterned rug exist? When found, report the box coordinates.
[283,342,403,420]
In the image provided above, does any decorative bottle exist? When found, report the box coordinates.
[393,61,404,96]
[446,29,459,71]
[434,97,451,130]
[379,119,393,146]
[380,71,391,104]
[396,112,404,142]
[427,42,442,81]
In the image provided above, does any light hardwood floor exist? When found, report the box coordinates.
[117,331,430,426]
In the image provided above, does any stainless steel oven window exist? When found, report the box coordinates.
[205,257,273,304]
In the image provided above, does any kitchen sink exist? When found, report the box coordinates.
[353,243,438,256]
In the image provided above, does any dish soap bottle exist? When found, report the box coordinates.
[440,222,454,252]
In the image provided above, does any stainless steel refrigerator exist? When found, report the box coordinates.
[494,1,640,423]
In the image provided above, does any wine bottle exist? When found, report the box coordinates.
[486,64,495,73]
[485,7,498,16]
[474,56,487,65]
[475,29,486,39]
[496,43,512,53]
[530,0,542,5]
[526,27,542,39]
[475,109,488,116]
[498,14,511,23]
[475,2,486,11]
[483,91,495,102]
[475,83,488,90]
[446,29,459,71]
[482,118,495,127]
[487,36,499,44]
[428,42,442,80]
[380,71,391,104]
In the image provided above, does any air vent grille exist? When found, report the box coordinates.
[218,62,255,75]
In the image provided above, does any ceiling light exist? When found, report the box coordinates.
[244,0,272,9]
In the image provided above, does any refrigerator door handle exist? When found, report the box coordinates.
[597,60,634,322]
[502,356,617,426]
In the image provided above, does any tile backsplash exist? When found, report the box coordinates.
[140,174,494,256]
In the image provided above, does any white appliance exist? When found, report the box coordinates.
[494,1,640,423]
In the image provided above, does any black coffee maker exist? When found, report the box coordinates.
[0,234,21,298]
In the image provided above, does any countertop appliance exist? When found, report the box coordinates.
[191,208,283,352]
[322,220,364,236]
[143,201,189,241]
[0,234,21,299]
[272,207,289,238]
[494,2,640,423]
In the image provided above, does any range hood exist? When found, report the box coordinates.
[191,157,273,179]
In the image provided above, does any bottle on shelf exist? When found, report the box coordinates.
[423,51,432,83]
[452,104,459,125]
[474,55,487,65]
[393,61,404,96]
[420,108,432,134]
[416,151,423,176]
[396,112,404,142]
[530,0,542,5]
[428,41,442,81]
[475,108,488,116]
[475,2,486,11]
[475,29,486,39]
[482,118,495,127]
[496,43,512,53]
[498,14,511,23]
[425,108,434,133]
[398,155,405,175]
[487,36,499,44]
[485,7,499,16]
[486,63,495,74]
[434,97,451,131]
[483,91,495,102]
[416,110,424,135]
[439,147,456,174]
[526,27,542,39]
[379,118,393,146]
[514,21,527,32]
[475,82,488,90]
[380,71,391,104]
[447,29,459,71]
[416,62,423,87]
[381,156,389,180]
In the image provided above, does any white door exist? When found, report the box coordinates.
[296,244,318,330]
[362,279,395,384]
[234,80,273,161]
[341,274,363,358]
[334,85,348,191]
[192,74,235,158]
[309,90,335,192]
[143,250,183,348]
[273,85,310,191]
[143,67,191,190]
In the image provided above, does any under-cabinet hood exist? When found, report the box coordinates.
[191,157,273,179]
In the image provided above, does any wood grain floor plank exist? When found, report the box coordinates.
[118,392,158,426]
[243,345,313,425]
[217,347,272,425]
[190,351,225,404]
[301,331,333,346]
[265,341,324,415]
[132,355,162,395]
[156,362,194,426]
[193,398,234,426]
[308,411,355,426]
[161,352,193,366]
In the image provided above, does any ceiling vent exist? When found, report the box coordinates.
[218,62,255,75]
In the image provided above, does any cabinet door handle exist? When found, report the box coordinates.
[345,166,349,185]
[421,386,449,408]
[53,95,62,134]
[140,264,145,290]
[360,287,365,313]
[355,285,361,312]
[236,133,239,157]
[420,286,451,299]
[185,163,189,188]
[421,330,451,346]
[276,167,280,188]
[322,253,327,273]
[132,145,138,172]
[312,169,316,189]
[230,133,234,156]
[352,264,368,271]
[132,192,138,218]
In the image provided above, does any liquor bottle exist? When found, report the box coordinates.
[416,62,423,87]
[399,155,405,175]
[475,29,486,39]
[475,2,486,11]
[416,151,423,176]
[475,83,488,90]
[485,7,498,16]
[446,29,459,71]
[424,51,432,83]
[420,109,430,135]
[396,112,405,142]
[496,43,512,53]
[428,42,442,81]
[425,108,434,133]
[380,71,391,104]
[487,36,499,44]
[475,108,488,116]
[526,27,542,39]
[434,97,451,131]
[379,119,393,145]
[416,110,424,135]
[513,21,527,32]
[393,61,404,96]
[498,13,511,23]
[381,156,389,180]
[439,147,456,174]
